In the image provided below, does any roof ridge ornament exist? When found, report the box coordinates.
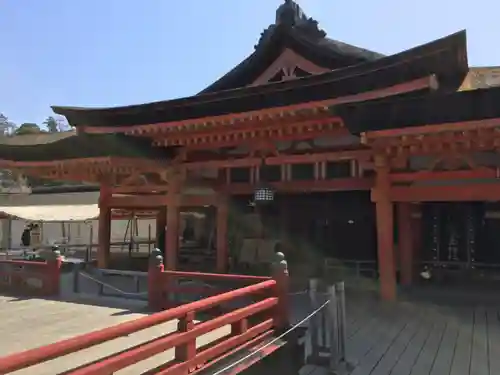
[275,0,306,27]
[255,0,326,49]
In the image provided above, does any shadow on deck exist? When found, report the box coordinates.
[294,287,500,375]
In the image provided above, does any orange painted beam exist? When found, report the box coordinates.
[265,149,371,166]
[108,195,168,208]
[389,168,500,183]
[111,185,169,194]
[153,112,337,142]
[155,119,348,149]
[372,183,500,202]
[185,149,371,171]
[109,194,217,208]
[83,76,438,134]
[225,178,373,195]
[0,157,164,171]
[363,118,500,141]
[185,157,262,170]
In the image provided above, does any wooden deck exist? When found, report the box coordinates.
[0,295,230,375]
[294,290,500,375]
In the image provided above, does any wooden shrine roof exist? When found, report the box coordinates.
[337,85,500,134]
[0,132,173,162]
[52,31,467,129]
[200,1,384,93]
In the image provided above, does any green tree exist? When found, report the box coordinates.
[0,113,16,136]
[15,123,42,135]
[43,116,59,132]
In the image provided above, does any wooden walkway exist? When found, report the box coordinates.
[295,291,500,375]
[0,295,230,374]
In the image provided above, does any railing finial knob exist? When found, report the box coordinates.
[273,251,288,276]
[149,248,164,266]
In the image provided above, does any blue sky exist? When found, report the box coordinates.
[1,0,498,126]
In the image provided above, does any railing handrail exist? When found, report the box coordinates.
[0,278,277,373]
[164,270,271,283]
[98,268,147,277]
[0,259,49,268]
[68,299,277,374]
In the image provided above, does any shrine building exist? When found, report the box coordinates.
[3,1,500,301]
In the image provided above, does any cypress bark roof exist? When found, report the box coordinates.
[52,31,467,129]
[0,132,173,162]
[336,86,500,134]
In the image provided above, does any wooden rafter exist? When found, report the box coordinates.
[182,148,371,170]
[364,125,500,157]
[154,117,347,149]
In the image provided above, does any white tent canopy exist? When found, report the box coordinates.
[0,204,99,222]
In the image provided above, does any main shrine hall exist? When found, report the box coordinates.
[3,1,500,301]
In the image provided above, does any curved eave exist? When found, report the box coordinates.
[0,133,173,162]
[200,24,384,94]
[52,30,468,129]
[336,86,500,134]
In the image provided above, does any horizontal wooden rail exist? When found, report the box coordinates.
[0,259,49,268]
[68,299,277,374]
[164,270,271,283]
[0,279,277,374]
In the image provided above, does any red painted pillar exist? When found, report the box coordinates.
[374,156,397,301]
[97,184,111,269]
[398,203,414,286]
[412,205,422,266]
[216,197,229,273]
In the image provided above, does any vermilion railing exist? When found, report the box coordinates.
[0,252,62,296]
[148,264,274,310]
[0,259,289,374]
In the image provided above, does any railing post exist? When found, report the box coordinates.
[309,278,319,359]
[272,251,289,330]
[175,311,197,371]
[46,248,62,296]
[327,284,340,372]
[148,249,164,310]
[336,281,347,362]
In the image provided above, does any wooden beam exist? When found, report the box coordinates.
[374,184,500,202]
[224,178,373,194]
[185,157,262,170]
[109,193,216,208]
[265,149,371,165]
[389,168,500,183]
[373,154,397,301]
[155,118,348,149]
[362,118,500,142]
[111,185,170,194]
[108,195,168,208]
[82,76,438,134]
[180,194,217,207]
[184,149,372,171]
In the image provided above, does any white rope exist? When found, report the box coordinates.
[288,290,308,296]
[211,299,330,375]
[78,271,148,296]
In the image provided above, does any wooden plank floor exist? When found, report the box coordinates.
[294,291,500,375]
[0,295,230,375]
